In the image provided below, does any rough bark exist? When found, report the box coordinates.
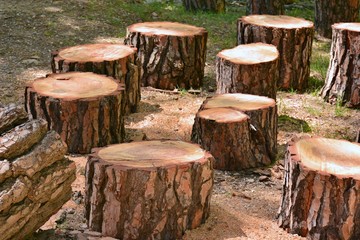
[315,0,359,39]
[246,0,284,15]
[237,15,314,92]
[51,43,140,114]
[85,140,214,240]
[124,21,207,90]
[356,129,360,143]
[191,93,277,170]
[278,136,360,240]
[25,72,126,154]
[320,23,360,108]
[183,0,225,13]
[216,43,279,99]
[0,104,28,134]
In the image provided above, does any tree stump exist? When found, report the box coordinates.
[0,104,28,133]
[124,21,207,90]
[25,72,125,154]
[278,136,360,239]
[216,43,279,99]
[191,93,277,170]
[246,0,284,15]
[320,23,360,108]
[51,43,140,114]
[315,0,359,39]
[356,129,360,143]
[237,15,314,92]
[183,0,225,13]
[85,140,214,239]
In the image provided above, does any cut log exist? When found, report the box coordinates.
[246,0,284,15]
[278,136,360,239]
[315,0,359,39]
[320,23,360,108]
[0,104,28,134]
[25,72,125,154]
[183,0,225,13]
[191,93,277,170]
[237,15,314,92]
[124,21,207,90]
[216,43,279,99]
[51,43,140,113]
[85,140,214,239]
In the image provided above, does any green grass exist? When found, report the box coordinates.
[278,115,312,133]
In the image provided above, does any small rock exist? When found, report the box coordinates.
[259,176,269,182]
[21,58,39,65]
[253,168,271,177]
[66,208,75,214]
[69,230,82,235]
[55,211,67,224]
[246,178,255,183]
[84,230,102,237]
[80,224,88,229]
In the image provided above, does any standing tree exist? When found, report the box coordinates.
[183,0,225,13]
[246,0,284,15]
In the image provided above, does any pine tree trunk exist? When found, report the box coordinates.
[320,23,360,108]
[216,43,279,99]
[278,136,360,240]
[183,0,225,13]
[191,93,277,170]
[246,0,284,15]
[124,22,207,90]
[85,140,214,239]
[237,15,314,92]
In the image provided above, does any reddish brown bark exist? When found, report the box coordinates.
[246,0,284,15]
[183,0,225,13]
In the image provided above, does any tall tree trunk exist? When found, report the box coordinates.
[183,0,225,13]
[246,0,284,15]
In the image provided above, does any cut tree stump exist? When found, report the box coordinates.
[183,0,225,13]
[85,140,214,239]
[278,136,360,239]
[51,43,140,113]
[25,72,125,154]
[216,43,279,99]
[320,23,360,108]
[237,15,314,92]
[246,0,284,15]
[315,0,359,39]
[124,21,207,90]
[0,104,28,134]
[191,93,277,170]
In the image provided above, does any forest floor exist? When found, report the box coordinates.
[1,0,359,240]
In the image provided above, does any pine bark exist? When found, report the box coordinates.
[320,23,360,108]
[237,15,314,92]
[183,0,225,13]
[246,0,284,15]
[124,22,207,90]
[356,129,360,143]
[216,43,279,99]
[278,136,360,240]
[191,93,277,170]
[315,0,359,39]
[85,140,214,240]
[0,104,28,134]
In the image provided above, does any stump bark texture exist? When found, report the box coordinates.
[25,72,125,154]
[124,21,207,90]
[320,23,360,108]
[246,0,284,15]
[183,0,225,13]
[0,105,76,240]
[237,15,314,92]
[191,93,277,170]
[216,43,279,99]
[315,0,359,39]
[278,136,360,240]
[85,140,214,240]
[51,43,140,113]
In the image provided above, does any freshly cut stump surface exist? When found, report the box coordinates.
[216,43,279,99]
[237,15,314,92]
[191,93,277,170]
[51,43,140,113]
[321,23,360,108]
[124,21,207,90]
[85,140,214,240]
[278,136,360,240]
[246,0,284,15]
[25,72,125,154]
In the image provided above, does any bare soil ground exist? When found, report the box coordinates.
[1,1,359,240]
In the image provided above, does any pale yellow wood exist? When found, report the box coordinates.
[198,108,248,123]
[241,15,313,29]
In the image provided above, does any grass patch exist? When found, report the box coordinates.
[278,115,312,133]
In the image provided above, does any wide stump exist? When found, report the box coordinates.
[85,140,214,240]
[124,21,207,90]
[321,23,360,108]
[51,43,140,113]
[278,136,360,240]
[216,43,279,99]
[25,72,125,154]
[237,15,314,92]
[191,93,277,170]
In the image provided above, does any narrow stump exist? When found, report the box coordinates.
[246,0,284,15]
[85,140,214,239]
[216,43,279,99]
[278,136,360,239]
[237,15,314,91]
[125,21,207,90]
[191,93,277,170]
[321,23,360,108]
[25,72,125,154]
[51,43,140,113]
[183,0,225,13]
